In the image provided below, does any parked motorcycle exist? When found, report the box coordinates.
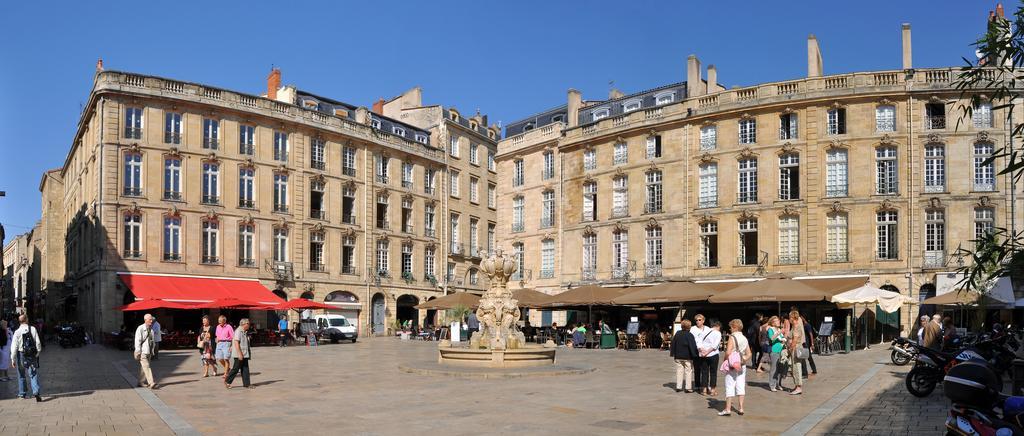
[891,337,918,366]
[943,359,1024,435]
[58,324,87,348]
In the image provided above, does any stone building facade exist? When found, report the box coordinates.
[53,65,497,336]
[497,27,1024,332]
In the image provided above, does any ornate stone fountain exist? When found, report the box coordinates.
[437,250,556,367]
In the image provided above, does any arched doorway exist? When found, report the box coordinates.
[877,284,902,344]
[325,291,361,335]
[396,294,420,329]
[371,293,386,334]
[424,296,437,329]
[298,291,315,319]
[268,289,288,331]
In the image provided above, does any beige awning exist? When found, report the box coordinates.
[797,276,870,296]
[611,281,719,305]
[708,278,833,303]
[511,289,554,308]
[922,289,1012,306]
[542,285,640,307]
[415,292,480,310]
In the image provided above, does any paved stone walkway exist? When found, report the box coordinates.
[0,339,951,435]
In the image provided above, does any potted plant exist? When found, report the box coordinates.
[402,271,415,284]
[425,273,437,287]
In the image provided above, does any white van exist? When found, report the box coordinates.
[313,314,358,343]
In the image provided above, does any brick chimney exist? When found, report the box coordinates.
[372,98,385,115]
[95,58,104,73]
[687,55,705,97]
[267,68,281,100]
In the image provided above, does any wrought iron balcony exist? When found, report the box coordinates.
[737,193,758,204]
[974,182,995,192]
[238,258,256,268]
[737,255,758,266]
[778,255,800,265]
[163,191,182,201]
[402,180,414,189]
[342,214,357,225]
[164,132,181,144]
[512,269,531,282]
[611,206,628,218]
[342,167,356,177]
[402,224,414,234]
[424,228,436,238]
[311,160,326,171]
[924,184,945,193]
[581,268,596,282]
[542,169,555,180]
[876,120,896,132]
[274,152,288,162]
[239,144,254,156]
[424,186,436,195]
[201,255,220,265]
[697,258,718,268]
[124,128,142,139]
[925,116,946,130]
[923,251,946,268]
[700,138,716,150]
[309,263,326,272]
[540,216,554,228]
[203,138,219,149]
[611,264,631,279]
[698,198,718,209]
[644,202,662,214]
[540,269,555,279]
[123,187,142,197]
[825,187,848,198]
[511,223,524,233]
[376,174,389,184]
[341,264,357,275]
[163,253,182,262]
[201,195,220,205]
[825,253,849,263]
[469,246,483,258]
[238,198,255,209]
[645,263,662,278]
[512,177,524,187]
[450,243,464,256]
[273,204,289,213]
[376,220,389,230]
[123,250,142,259]
[310,209,327,220]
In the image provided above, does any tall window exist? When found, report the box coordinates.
[582,233,597,279]
[541,191,555,228]
[645,226,662,276]
[273,131,288,162]
[738,219,759,266]
[487,223,495,254]
[239,125,255,155]
[310,138,325,170]
[202,118,219,149]
[469,218,479,255]
[163,216,181,261]
[584,149,596,171]
[375,155,389,184]
[309,232,325,271]
[164,112,182,144]
[123,214,142,258]
[342,185,356,224]
[424,168,436,194]
[424,202,436,237]
[124,107,143,139]
[739,118,756,144]
[376,193,389,229]
[487,183,496,208]
[612,176,628,217]
[450,213,461,253]
[699,221,718,268]
[826,213,848,263]
[924,144,946,192]
[975,208,995,240]
[925,103,946,130]
[469,177,479,203]
[778,153,800,200]
[827,108,846,135]
[342,235,356,274]
[875,105,896,132]
[512,196,524,232]
[273,228,289,262]
[423,245,435,278]
[273,173,288,212]
[875,147,898,194]
[925,210,946,266]
[469,143,479,165]
[512,243,525,281]
[974,142,996,191]
[613,142,628,165]
[700,125,717,150]
[825,148,848,197]
[612,230,629,278]
[646,135,662,159]
[342,146,357,176]
[777,216,799,264]
[512,159,524,186]
[202,162,220,204]
[582,182,598,222]
[449,170,460,197]
[123,153,142,196]
[876,211,898,260]
[376,239,389,274]
[540,239,555,278]
[645,171,662,213]
[973,102,993,128]
[238,167,254,208]
[543,152,555,179]
[238,224,255,266]
[449,136,460,157]
[310,180,326,219]
[737,158,758,203]
[163,157,182,200]
[487,151,495,171]
[448,262,457,282]
[698,163,718,208]
[201,220,219,264]
[401,243,413,275]
[779,113,797,140]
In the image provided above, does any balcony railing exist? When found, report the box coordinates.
[825,187,848,198]
[512,223,524,233]
[268,261,294,281]
[700,139,716,150]
[342,167,356,177]
[924,183,945,193]
[923,251,946,268]
[239,198,255,209]
[341,264,357,275]
[540,269,555,279]
[310,210,327,220]
[925,116,946,130]
[697,258,718,268]
[611,206,628,218]
[273,204,289,213]
[974,182,995,192]
[124,128,142,139]
[311,160,326,171]
[581,268,596,282]
[540,216,553,228]
[645,263,662,278]
[239,144,254,155]
[164,132,181,144]
[123,187,142,197]
[542,169,555,180]
[644,202,662,214]
[737,193,758,204]
[825,253,849,263]
[163,253,182,262]
[201,195,220,205]
[342,214,356,225]
[778,255,800,265]
[376,220,389,230]
[164,191,182,201]
[450,243,464,256]
[611,264,631,279]
[203,138,219,149]
[309,263,326,272]
[238,258,255,267]
[201,256,220,265]
[376,174,389,184]
[470,246,483,258]
[402,180,414,189]
[698,198,718,209]
[737,255,758,266]
[424,186,436,195]
[511,269,531,282]
[123,250,142,259]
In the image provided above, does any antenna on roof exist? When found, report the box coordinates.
[608,80,614,92]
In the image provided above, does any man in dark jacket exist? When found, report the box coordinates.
[670,319,699,393]
[747,313,763,370]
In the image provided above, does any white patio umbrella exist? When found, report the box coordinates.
[832,283,915,314]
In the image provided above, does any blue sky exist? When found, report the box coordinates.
[0,0,997,244]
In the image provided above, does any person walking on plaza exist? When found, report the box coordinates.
[719,319,751,416]
[800,315,818,378]
[134,314,158,389]
[788,311,808,395]
[0,320,12,382]
[277,315,289,347]
[198,315,217,378]
[766,316,786,392]
[701,320,722,396]
[225,318,253,389]
[746,313,762,371]
[150,317,162,360]
[690,314,711,394]
[215,315,234,378]
[670,319,698,393]
[11,315,42,401]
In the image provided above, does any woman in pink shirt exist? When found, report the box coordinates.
[214,316,234,379]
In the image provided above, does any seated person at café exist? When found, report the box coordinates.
[573,324,587,348]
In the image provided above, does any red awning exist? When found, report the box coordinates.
[117,273,285,305]
[118,299,199,311]
[275,298,333,311]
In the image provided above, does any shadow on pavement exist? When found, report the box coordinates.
[816,363,949,434]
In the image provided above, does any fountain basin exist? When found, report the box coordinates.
[438,346,556,368]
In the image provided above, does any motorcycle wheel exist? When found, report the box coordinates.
[891,348,912,366]
[906,367,938,397]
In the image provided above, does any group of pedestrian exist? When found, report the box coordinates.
[917,313,959,351]
[133,314,256,390]
[670,310,818,416]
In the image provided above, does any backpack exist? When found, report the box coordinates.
[22,328,38,356]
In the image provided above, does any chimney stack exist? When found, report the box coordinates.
[707,65,718,93]
[372,98,385,115]
[609,88,624,99]
[901,24,913,70]
[95,58,104,73]
[267,68,281,100]
[807,35,823,78]
[687,55,705,97]
[567,89,582,128]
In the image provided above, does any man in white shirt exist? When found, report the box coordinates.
[134,314,158,389]
[689,314,710,394]
[11,314,42,401]
[150,318,162,360]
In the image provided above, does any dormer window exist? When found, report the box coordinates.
[392,126,406,136]
[655,92,675,105]
[370,117,381,129]
[303,100,318,109]
[415,133,428,144]
[622,100,642,113]
[592,107,610,121]
[551,114,564,123]
[523,123,534,132]
[470,121,478,130]
[450,111,460,122]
